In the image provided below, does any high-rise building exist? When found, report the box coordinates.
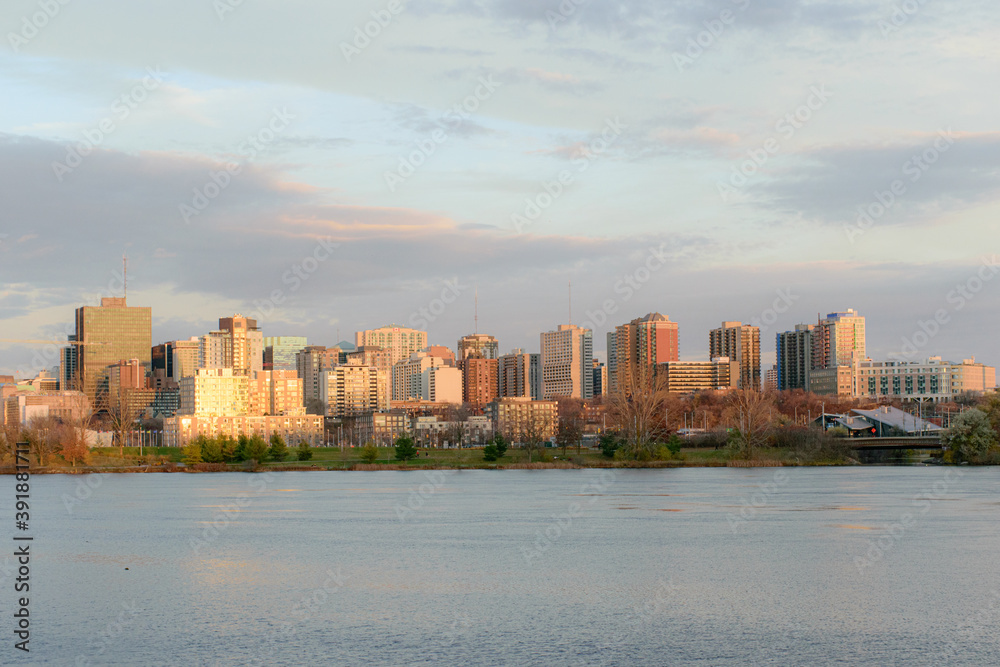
[198,330,230,370]
[320,363,388,418]
[609,313,680,391]
[219,314,263,376]
[592,359,607,397]
[463,356,499,406]
[392,351,462,403]
[263,336,308,371]
[498,349,540,400]
[657,358,737,394]
[457,334,499,361]
[73,297,152,405]
[764,366,778,392]
[776,324,814,391]
[812,310,866,370]
[170,338,200,381]
[709,321,761,390]
[249,370,304,416]
[60,335,78,391]
[296,346,347,405]
[540,324,593,400]
[355,325,428,366]
[179,368,250,416]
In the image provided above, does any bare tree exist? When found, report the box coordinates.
[724,389,774,459]
[607,363,669,459]
[518,416,547,463]
[99,387,143,458]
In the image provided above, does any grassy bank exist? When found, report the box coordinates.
[0,444,868,474]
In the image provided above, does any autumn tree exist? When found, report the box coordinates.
[607,363,669,459]
[724,389,775,459]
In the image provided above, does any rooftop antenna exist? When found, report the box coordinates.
[123,252,128,302]
[474,285,479,334]
[568,280,572,325]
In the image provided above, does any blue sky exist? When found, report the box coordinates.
[1,0,999,377]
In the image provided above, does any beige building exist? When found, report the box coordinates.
[457,333,499,361]
[355,325,428,366]
[540,324,593,400]
[4,390,90,427]
[321,363,388,418]
[163,414,323,448]
[249,370,304,416]
[296,346,346,405]
[392,351,462,403]
[179,368,249,416]
[218,315,263,376]
[657,358,737,395]
[487,397,558,443]
[813,309,866,370]
[852,357,996,402]
[709,322,761,390]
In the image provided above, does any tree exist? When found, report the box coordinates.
[599,433,621,459]
[268,434,288,462]
[246,434,269,463]
[556,416,583,457]
[483,444,499,462]
[492,432,508,458]
[360,444,379,464]
[518,417,547,463]
[296,441,313,461]
[727,390,771,454]
[394,434,418,461]
[607,363,669,459]
[60,437,90,468]
[725,389,775,459]
[944,408,998,463]
[234,435,250,462]
[218,435,238,462]
[100,386,143,458]
[199,435,224,463]
[182,442,203,466]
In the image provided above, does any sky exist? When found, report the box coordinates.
[1,0,999,377]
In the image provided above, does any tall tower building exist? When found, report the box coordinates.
[73,297,152,405]
[463,356,499,407]
[498,349,540,400]
[263,336,308,371]
[812,310,866,370]
[219,315,263,376]
[355,325,428,366]
[776,324,814,391]
[609,313,680,391]
[457,334,499,361]
[540,324,593,400]
[296,346,346,404]
[709,321,761,390]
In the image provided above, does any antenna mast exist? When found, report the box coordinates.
[123,252,128,302]
[474,286,479,334]
[568,281,572,325]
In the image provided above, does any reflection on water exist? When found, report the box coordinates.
[20,467,1000,666]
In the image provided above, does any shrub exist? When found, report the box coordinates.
[360,444,379,464]
[296,441,312,461]
[483,444,499,462]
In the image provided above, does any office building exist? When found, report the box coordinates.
[457,334,499,361]
[218,315,263,376]
[540,324,593,400]
[73,297,152,406]
[657,358,737,394]
[296,346,347,404]
[263,336,308,371]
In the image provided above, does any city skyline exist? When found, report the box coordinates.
[1,2,999,377]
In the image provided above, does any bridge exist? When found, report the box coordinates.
[850,435,942,451]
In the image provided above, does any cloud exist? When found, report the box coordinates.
[749,131,1000,225]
